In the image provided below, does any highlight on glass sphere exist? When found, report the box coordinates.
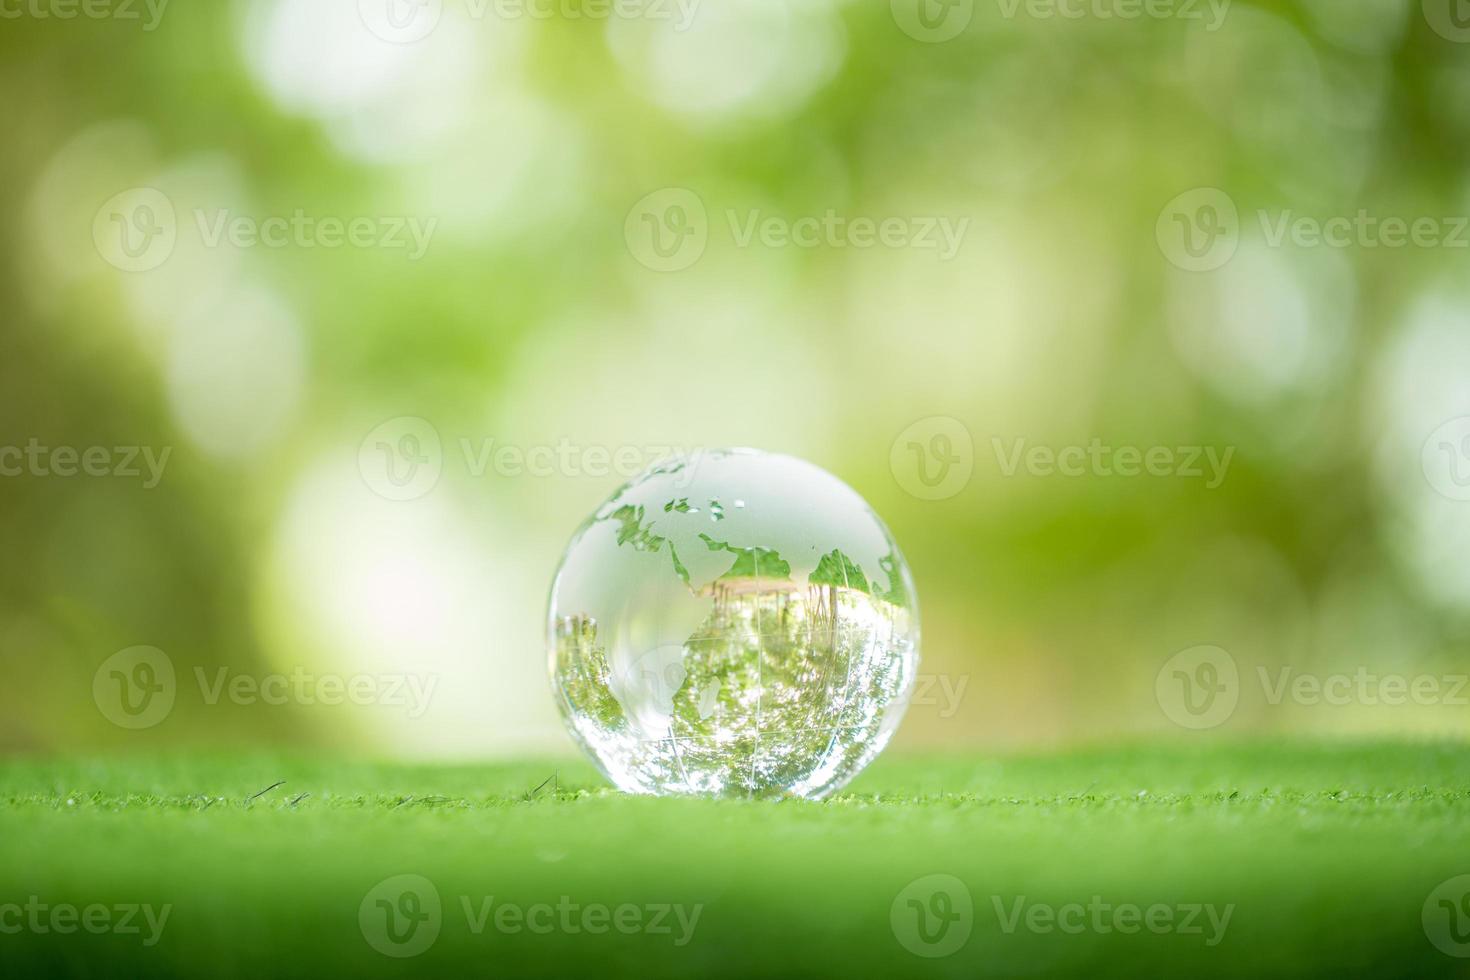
[547,448,920,801]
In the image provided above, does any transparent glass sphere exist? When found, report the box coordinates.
[547,449,919,800]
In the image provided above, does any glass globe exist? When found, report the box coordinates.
[547,449,919,800]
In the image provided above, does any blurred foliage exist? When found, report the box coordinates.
[2,0,1470,755]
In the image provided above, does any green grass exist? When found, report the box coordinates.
[2,740,1469,978]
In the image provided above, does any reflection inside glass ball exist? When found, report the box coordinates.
[548,449,919,800]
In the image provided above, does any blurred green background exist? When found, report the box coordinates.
[3,0,1469,760]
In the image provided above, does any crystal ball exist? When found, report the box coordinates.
[547,449,920,800]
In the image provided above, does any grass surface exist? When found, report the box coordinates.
[2,740,1469,978]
